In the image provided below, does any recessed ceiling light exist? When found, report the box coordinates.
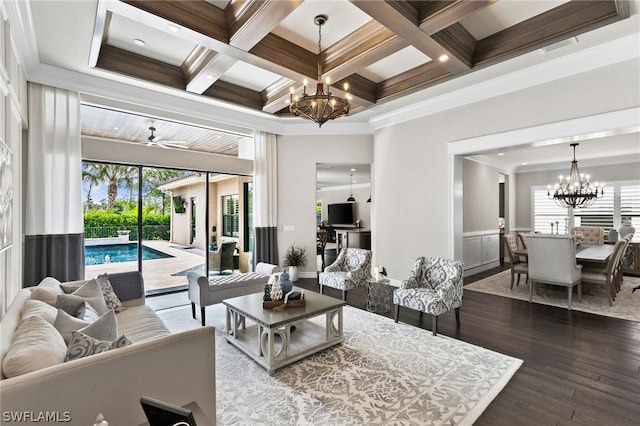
[521,162,528,165]
[206,74,215,80]
[498,152,504,156]
[438,54,449,62]
[168,24,180,33]
[350,168,356,172]
[133,39,146,47]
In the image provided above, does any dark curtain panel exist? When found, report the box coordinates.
[24,233,84,287]
[254,227,278,266]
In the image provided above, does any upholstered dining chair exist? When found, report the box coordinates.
[570,226,605,245]
[503,234,528,289]
[393,257,463,336]
[527,234,582,310]
[517,231,540,250]
[209,241,235,275]
[581,239,626,306]
[316,230,329,270]
[319,248,372,301]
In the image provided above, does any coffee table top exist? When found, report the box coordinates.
[223,288,345,328]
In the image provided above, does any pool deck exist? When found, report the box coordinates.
[85,240,221,292]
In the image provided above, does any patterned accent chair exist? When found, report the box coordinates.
[393,257,463,336]
[570,226,604,245]
[319,248,372,301]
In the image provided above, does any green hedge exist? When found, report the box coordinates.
[84,212,170,240]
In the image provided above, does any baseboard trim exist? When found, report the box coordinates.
[464,261,501,277]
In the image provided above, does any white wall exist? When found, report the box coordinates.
[372,58,639,280]
[277,134,373,276]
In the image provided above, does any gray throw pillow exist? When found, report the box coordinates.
[53,308,117,345]
[56,280,108,316]
[65,331,131,362]
[75,301,100,322]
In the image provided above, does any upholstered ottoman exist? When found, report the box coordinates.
[187,262,278,325]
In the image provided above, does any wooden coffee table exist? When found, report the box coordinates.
[223,289,346,375]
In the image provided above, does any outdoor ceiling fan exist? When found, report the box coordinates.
[144,125,189,150]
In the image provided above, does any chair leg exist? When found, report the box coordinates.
[191,302,196,319]
[510,271,515,290]
[567,286,572,310]
[319,284,323,295]
[394,305,399,323]
[342,290,347,301]
[432,315,438,336]
[516,273,521,287]
[201,307,206,326]
[455,307,460,327]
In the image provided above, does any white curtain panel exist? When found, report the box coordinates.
[26,83,83,235]
[253,131,277,227]
[253,131,278,265]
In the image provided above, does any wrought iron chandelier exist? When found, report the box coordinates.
[288,15,351,127]
[548,143,603,209]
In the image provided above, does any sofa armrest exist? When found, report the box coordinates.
[0,327,216,426]
[255,262,278,275]
[187,272,210,306]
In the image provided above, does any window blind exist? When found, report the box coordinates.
[620,184,640,229]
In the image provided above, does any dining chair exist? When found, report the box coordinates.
[581,239,626,305]
[502,234,528,289]
[527,234,582,310]
[516,231,540,250]
[316,230,329,270]
[570,226,605,245]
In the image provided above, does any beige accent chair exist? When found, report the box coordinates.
[503,234,528,289]
[570,226,604,245]
[209,241,236,274]
[527,234,582,309]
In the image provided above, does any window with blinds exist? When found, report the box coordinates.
[222,194,239,237]
[620,184,640,230]
[574,189,614,229]
[532,181,640,233]
[532,189,568,234]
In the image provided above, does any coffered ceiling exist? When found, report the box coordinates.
[55,0,632,118]
[13,0,639,164]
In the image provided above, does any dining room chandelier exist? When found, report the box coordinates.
[548,143,603,209]
[288,15,351,127]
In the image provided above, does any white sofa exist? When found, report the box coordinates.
[0,271,216,426]
[188,262,278,326]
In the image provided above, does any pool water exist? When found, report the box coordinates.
[85,243,173,265]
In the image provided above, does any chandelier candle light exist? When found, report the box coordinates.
[288,15,352,127]
[548,143,603,209]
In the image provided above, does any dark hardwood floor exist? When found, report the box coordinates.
[297,268,640,425]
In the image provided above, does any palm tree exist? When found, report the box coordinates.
[82,162,137,210]
[82,163,103,210]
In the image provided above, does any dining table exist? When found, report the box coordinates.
[514,243,616,264]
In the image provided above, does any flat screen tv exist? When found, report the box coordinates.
[173,195,185,213]
[328,202,354,225]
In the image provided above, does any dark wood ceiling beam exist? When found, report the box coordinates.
[96,45,186,90]
[122,0,229,43]
[322,20,409,83]
[250,33,318,79]
[418,1,497,35]
[473,0,628,67]
[376,61,451,101]
[335,74,377,104]
[349,0,470,73]
[431,23,476,68]
[203,80,264,111]
[226,0,303,50]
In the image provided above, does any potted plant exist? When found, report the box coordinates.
[283,244,308,282]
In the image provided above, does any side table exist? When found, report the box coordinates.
[366,278,394,313]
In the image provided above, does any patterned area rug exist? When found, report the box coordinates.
[157,303,522,425]
[465,270,640,322]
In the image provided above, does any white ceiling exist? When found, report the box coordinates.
[12,0,640,168]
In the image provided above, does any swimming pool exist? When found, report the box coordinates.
[85,243,173,265]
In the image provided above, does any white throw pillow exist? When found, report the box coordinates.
[56,279,109,316]
[29,277,64,306]
[21,299,58,324]
[2,315,67,378]
[54,308,117,344]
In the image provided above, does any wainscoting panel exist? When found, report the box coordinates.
[463,231,501,275]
